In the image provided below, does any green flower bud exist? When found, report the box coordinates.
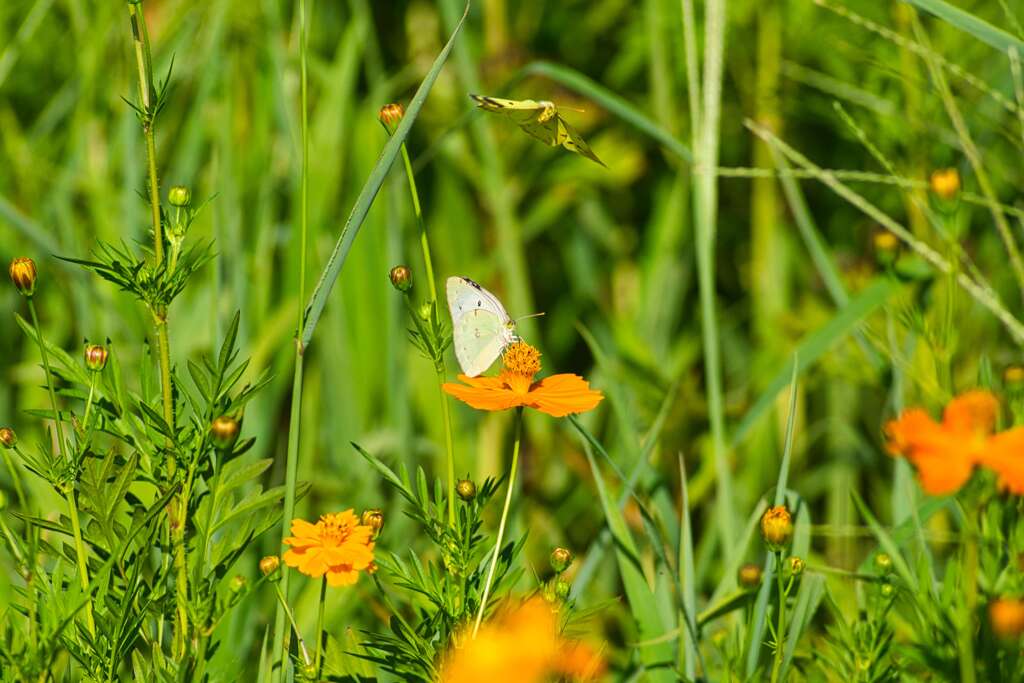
[456,478,476,501]
[874,553,893,574]
[554,579,570,600]
[786,556,805,578]
[361,508,384,537]
[229,575,247,594]
[168,185,192,207]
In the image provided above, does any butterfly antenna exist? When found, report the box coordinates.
[514,312,546,323]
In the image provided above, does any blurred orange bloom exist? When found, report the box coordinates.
[282,510,375,587]
[982,428,1024,494]
[443,342,603,417]
[884,391,998,495]
[439,597,604,683]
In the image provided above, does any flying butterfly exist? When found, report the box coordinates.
[469,94,607,167]
[447,276,518,377]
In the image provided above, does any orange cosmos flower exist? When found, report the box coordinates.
[980,427,1024,494]
[884,391,999,495]
[282,510,375,587]
[438,597,605,683]
[442,342,603,417]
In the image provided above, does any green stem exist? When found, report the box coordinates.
[82,372,97,431]
[27,300,66,462]
[273,0,311,673]
[959,523,979,683]
[313,576,327,678]
[399,143,438,306]
[438,373,456,528]
[27,299,95,637]
[273,584,312,667]
[769,553,788,683]
[473,407,523,637]
[3,447,27,514]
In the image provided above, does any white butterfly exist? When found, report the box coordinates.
[447,276,518,377]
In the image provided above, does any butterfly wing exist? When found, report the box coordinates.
[470,94,555,129]
[452,309,510,377]
[447,276,517,376]
[556,116,607,167]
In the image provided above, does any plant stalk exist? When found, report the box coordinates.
[473,407,523,636]
[313,576,327,678]
[769,552,787,683]
[272,0,311,675]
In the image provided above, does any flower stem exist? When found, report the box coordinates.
[958,522,979,683]
[473,407,523,637]
[396,139,456,528]
[272,0,311,676]
[769,552,787,683]
[313,576,327,678]
[28,299,95,637]
[4,446,27,514]
[273,584,312,667]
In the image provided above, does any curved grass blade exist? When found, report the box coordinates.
[299,0,471,349]
[904,0,1024,53]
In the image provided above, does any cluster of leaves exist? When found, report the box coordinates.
[0,306,286,680]
[354,446,524,682]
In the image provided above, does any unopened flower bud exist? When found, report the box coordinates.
[873,230,899,267]
[874,553,893,574]
[550,547,574,573]
[229,575,247,593]
[361,508,384,537]
[367,561,379,575]
[9,257,37,297]
[210,415,240,451]
[379,103,405,131]
[259,555,280,577]
[389,265,412,293]
[554,579,570,600]
[0,427,16,449]
[84,344,109,372]
[786,556,805,578]
[1005,365,1024,392]
[418,301,432,321]
[929,168,960,200]
[880,582,895,598]
[990,598,1024,639]
[168,185,192,207]
[738,563,762,587]
[760,505,793,552]
[456,478,476,501]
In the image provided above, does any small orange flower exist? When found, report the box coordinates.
[442,342,603,417]
[884,391,998,495]
[282,510,375,587]
[981,427,1024,494]
[989,598,1024,639]
[439,597,604,683]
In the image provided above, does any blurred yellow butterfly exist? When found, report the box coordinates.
[469,94,606,168]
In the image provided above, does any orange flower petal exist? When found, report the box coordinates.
[884,409,942,456]
[942,390,998,436]
[443,378,526,412]
[983,428,1024,494]
[910,442,976,495]
[526,374,604,417]
[325,567,359,587]
[289,518,320,539]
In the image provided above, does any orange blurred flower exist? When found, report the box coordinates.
[981,428,1024,494]
[439,597,604,683]
[282,510,375,587]
[884,391,1004,495]
[989,598,1024,638]
[442,342,603,417]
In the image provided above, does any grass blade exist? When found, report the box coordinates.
[299,0,471,349]
[904,0,1024,52]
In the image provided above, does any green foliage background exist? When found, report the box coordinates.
[3,0,1024,678]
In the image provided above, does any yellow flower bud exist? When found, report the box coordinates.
[259,555,280,577]
[929,168,960,200]
[210,415,241,451]
[786,556,805,578]
[0,427,16,449]
[389,265,412,293]
[550,547,574,573]
[760,505,793,551]
[873,230,899,267]
[9,257,37,297]
[738,563,762,587]
[379,103,405,131]
[84,344,109,372]
[1004,365,1024,392]
[361,508,384,537]
[456,478,476,501]
[874,553,892,574]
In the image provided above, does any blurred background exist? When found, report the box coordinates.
[2,0,1022,675]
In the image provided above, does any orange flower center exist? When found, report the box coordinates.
[503,342,541,377]
[319,513,356,545]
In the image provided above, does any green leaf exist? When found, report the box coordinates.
[904,0,1024,53]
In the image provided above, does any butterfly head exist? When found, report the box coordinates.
[538,101,557,123]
